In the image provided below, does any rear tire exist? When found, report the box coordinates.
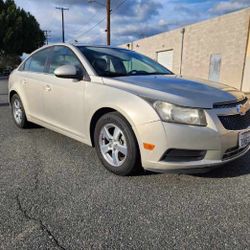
[11,94,29,129]
[94,112,142,176]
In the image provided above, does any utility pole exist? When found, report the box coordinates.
[43,30,51,45]
[106,0,111,46]
[56,7,69,43]
[88,0,111,45]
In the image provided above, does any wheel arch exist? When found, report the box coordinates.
[9,90,18,103]
[90,107,116,147]
[89,107,139,148]
[9,89,29,118]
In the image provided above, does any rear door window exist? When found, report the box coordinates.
[29,49,50,73]
[21,48,51,73]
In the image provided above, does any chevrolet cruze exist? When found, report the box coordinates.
[8,43,250,175]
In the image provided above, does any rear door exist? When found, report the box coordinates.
[20,47,52,120]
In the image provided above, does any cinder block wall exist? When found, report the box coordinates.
[121,29,184,75]
[121,8,250,91]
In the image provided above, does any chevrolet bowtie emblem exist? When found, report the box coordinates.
[237,104,248,116]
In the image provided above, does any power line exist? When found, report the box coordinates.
[70,0,128,43]
[72,17,106,42]
[85,17,106,36]
[113,0,128,11]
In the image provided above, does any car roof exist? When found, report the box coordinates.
[38,43,130,53]
[74,44,130,51]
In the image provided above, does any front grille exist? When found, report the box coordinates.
[223,146,248,160]
[161,149,206,162]
[213,97,247,109]
[218,110,250,130]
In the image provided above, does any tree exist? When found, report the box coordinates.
[0,0,45,58]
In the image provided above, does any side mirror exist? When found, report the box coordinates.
[54,65,83,80]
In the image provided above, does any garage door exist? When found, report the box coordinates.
[157,50,173,71]
[208,54,221,82]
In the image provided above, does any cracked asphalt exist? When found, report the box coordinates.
[0,78,250,249]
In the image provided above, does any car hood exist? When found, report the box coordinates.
[102,75,246,109]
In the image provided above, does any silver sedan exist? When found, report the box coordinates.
[8,44,250,175]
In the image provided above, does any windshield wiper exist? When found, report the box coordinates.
[101,73,127,78]
[146,72,173,75]
[101,72,173,78]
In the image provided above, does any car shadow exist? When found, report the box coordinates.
[193,154,250,178]
[135,152,250,178]
[26,123,43,129]
[137,170,161,176]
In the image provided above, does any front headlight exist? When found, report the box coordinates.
[153,101,207,126]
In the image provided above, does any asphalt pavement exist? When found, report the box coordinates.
[0,78,249,249]
[0,77,8,105]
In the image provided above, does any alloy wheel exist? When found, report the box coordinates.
[13,99,23,125]
[99,123,128,167]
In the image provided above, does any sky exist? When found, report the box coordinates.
[14,0,250,45]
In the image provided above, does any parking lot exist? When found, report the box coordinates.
[0,78,249,249]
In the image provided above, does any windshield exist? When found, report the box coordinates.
[77,46,173,77]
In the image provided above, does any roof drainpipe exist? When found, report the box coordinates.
[240,16,250,92]
[180,28,185,76]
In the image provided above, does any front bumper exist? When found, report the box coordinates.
[136,108,250,173]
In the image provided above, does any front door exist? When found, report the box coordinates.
[43,46,87,138]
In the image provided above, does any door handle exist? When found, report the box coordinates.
[44,85,51,92]
[22,79,27,85]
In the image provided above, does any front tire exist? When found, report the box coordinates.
[94,112,141,176]
[11,94,29,128]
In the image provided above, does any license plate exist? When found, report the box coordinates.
[239,130,250,148]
